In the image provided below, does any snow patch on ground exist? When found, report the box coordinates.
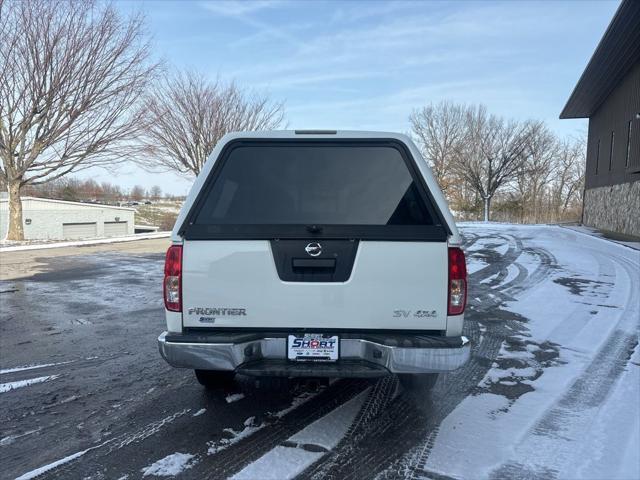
[288,388,369,450]
[205,392,323,458]
[0,428,41,446]
[13,409,189,479]
[231,446,324,480]
[561,224,640,251]
[575,346,640,479]
[233,389,370,479]
[480,367,538,387]
[141,452,195,477]
[502,262,521,286]
[479,271,500,284]
[14,438,111,480]
[0,361,72,374]
[465,254,486,274]
[207,417,265,455]
[426,393,512,477]
[269,392,316,419]
[225,393,245,403]
[0,375,59,393]
[15,449,91,480]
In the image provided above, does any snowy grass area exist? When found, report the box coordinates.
[134,202,182,227]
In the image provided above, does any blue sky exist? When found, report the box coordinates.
[87,0,619,195]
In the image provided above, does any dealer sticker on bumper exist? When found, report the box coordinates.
[287,334,339,362]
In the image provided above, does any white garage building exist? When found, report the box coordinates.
[0,197,135,240]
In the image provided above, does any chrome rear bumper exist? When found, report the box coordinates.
[158,331,470,376]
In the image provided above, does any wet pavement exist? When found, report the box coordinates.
[0,226,638,480]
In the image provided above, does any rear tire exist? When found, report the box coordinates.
[194,369,235,389]
[398,373,439,392]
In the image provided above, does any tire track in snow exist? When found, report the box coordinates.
[467,234,522,284]
[401,235,557,479]
[399,311,527,480]
[203,230,544,480]
[27,380,348,480]
[188,379,370,479]
[504,246,558,297]
[466,234,525,312]
[540,247,617,345]
[300,376,400,479]
[336,230,556,480]
[492,332,638,480]
[302,304,521,479]
[490,248,640,480]
[231,388,371,480]
[14,408,191,479]
[498,262,528,292]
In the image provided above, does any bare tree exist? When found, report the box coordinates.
[453,106,536,221]
[408,100,585,224]
[0,0,157,240]
[130,185,145,202]
[150,185,162,201]
[551,137,585,219]
[139,71,285,176]
[410,101,467,194]
[516,124,559,222]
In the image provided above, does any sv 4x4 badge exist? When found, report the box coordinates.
[393,310,438,318]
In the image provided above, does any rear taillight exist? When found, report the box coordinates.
[448,247,467,316]
[164,245,182,312]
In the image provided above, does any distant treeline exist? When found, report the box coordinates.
[1,177,184,205]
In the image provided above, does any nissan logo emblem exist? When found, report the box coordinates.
[305,242,322,257]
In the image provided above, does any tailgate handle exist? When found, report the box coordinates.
[292,258,336,269]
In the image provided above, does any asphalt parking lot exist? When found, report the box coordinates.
[1,226,638,480]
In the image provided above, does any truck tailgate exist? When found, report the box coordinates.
[182,239,448,330]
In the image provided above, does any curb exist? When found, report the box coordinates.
[0,232,171,253]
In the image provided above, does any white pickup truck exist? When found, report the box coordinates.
[158,130,469,389]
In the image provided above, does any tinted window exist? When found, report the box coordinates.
[194,145,433,226]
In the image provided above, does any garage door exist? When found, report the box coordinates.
[62,222,97,239]
[104,221,128,237]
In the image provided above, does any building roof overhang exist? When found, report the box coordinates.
[560,0,640,119]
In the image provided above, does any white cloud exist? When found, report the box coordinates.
[199,0,283,17]
[199,0,300,46]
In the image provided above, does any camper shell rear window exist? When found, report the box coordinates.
[181,139,448,241]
